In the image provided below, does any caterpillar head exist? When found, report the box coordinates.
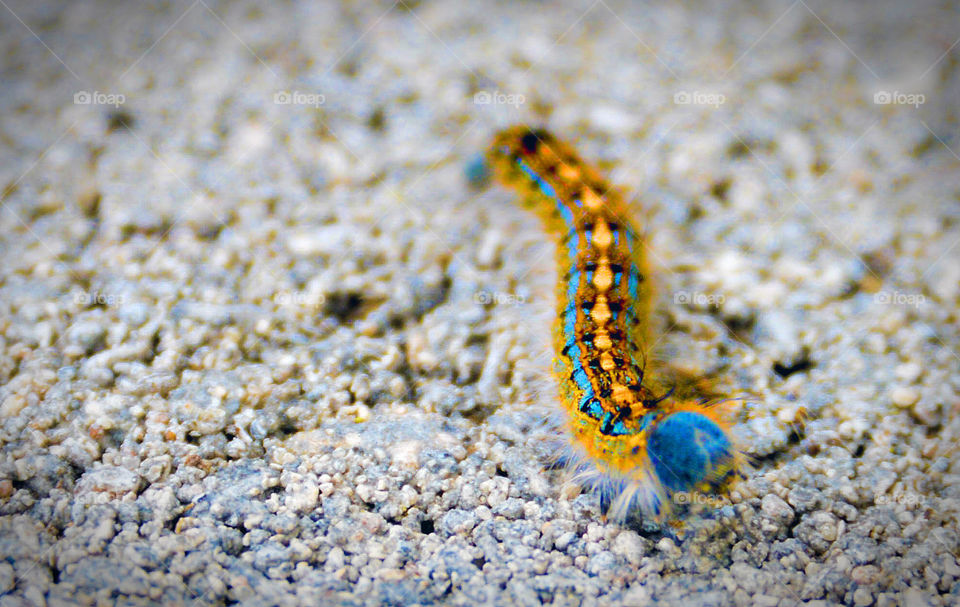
[645,409,738,495]
[597,404,742,522]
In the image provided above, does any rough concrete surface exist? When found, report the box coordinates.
[1,0,959,605]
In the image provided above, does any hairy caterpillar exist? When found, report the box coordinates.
[488,126,744,522]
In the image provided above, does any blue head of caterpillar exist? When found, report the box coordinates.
[646,409,738,495]
[568,400,744,524]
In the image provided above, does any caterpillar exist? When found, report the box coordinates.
[488,126,744,522]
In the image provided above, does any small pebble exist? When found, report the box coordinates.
[891,386,920,408]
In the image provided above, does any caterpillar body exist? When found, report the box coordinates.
[488,126,743,522]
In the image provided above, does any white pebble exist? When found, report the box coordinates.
[894,362,922,384]
[891,386,920,408]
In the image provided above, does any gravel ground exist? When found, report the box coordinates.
[1,1,959,605]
